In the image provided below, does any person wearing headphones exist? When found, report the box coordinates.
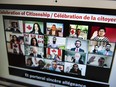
[71,40,84,52]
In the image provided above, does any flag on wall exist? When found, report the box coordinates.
[47,48,61,56]
[24,23,33,33]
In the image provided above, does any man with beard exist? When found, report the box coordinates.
[10,22,21,33]
[99,43,113,56]
[48,36,59,49]
[71,40,84,52]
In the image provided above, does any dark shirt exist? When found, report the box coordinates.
[70,68,81,75]
[49,30,59,36]
[30,53,42,58]
[30,31,43,35]
[71,48,84,52]
[10,28,21,33]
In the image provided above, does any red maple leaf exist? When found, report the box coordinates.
[52,49,56,52]
[27,25,32,30]
[70,29,75,34]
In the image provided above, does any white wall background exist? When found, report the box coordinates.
[0,0,116,9]
[0,0,116,87]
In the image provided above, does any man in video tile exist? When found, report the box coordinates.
[72,53,84,64]
[71,40,84,52]
[10,22,21,33]
[99,43,113,56]
[48,36,59,49]
[29,47,42,58]
[49,61,61,72]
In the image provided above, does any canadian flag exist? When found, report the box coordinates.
[47,48,61,56]
[24,23,33,33]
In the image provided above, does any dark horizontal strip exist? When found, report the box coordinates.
[0,4,116,15]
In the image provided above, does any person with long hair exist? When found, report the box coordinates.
[30,37,38,46]
[30,23,43,35]
[10,35,23,54]
[38,60,45,69]
[26,58,33,67]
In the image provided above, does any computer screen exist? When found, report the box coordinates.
[1,5,116,87]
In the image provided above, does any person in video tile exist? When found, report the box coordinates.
[75,29,85,39]
[10,22,21,33]
[30,37,38,46]
[49,61,61,72]
[29,47,42,58]
[99,43,113,56]
[26,58,33,67]
[87,56,96,64]
[71,40,84,52]
[48,36,59,49]
[37,60,45,69]
[92,45,99,54]
[72,53,84,64]
[70,64,82,75]
[87,56,107,67]
[49,24,59,36]
[98,57,106,67]
[30,23,43,35]
[91,27,109,43]
[10,35,23,54]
